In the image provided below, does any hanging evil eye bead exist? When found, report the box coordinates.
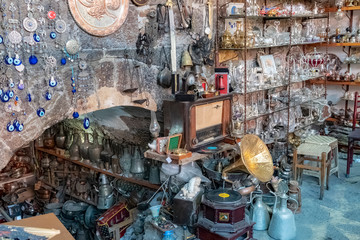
[0,35,3,44]
[13,119,19,129]
[49,76,57,87]
[7,90,14,98]
[50,32,57,39]
[7,122,15,132]
[29,55,38,65]
[5,56,13,65]
[9,80,15,88]
[37,108,45,117]
[73,112,79,119]
[61,58,66,65]
[0,89,2,95]
[13,57,22,66]
[16,122,24,132]
[27,93,32,102]
[83,117,90,129]
[33,33,40,42]
[1,92,9,102]
[45,91,52,100]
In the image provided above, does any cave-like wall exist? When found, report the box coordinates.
[0,0,212,169]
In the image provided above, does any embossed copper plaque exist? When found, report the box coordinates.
[68,0,129,36]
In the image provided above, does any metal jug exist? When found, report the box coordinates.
[79,133,91,161]
[55,124,66,149]
[69,133,81,161]
[95,174,114,210]
[268,192,298,240]
[89,130,103,166]
[130,146,145,176]
[250,190,270,231]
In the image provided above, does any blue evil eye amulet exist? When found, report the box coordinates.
[37,108,45,117]
[7,122,15,132]
[83,117,90,129]
[73,112,79,119]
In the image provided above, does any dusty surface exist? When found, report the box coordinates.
[254,157,360,240]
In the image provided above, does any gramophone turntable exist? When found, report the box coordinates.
[196,189,255,240]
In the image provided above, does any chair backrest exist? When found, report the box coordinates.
[353,92,360,130]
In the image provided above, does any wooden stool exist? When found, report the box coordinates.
[293,143,331,200]
[304,135,339,180]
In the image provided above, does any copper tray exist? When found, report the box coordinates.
[68,0,129,36]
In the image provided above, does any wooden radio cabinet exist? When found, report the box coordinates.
[163,94,232,151]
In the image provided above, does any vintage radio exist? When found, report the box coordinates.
[163,94,232,151]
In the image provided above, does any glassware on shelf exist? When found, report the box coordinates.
[222,25,233,49]
[233,21,245,48]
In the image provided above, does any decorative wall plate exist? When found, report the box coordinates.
[132,0,148,6]
[68,0,129,36]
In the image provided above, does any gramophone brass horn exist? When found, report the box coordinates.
[222,134,274,182]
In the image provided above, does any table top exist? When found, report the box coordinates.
[3,213,74,240]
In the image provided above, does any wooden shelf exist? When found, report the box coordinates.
[36,147,160,190]
[40,179,97,206]
[144,151,207,165]
[222,14,328,20]
[0,173,35,186]
[144,143,235,165]
[326,6,360,12]
[220,41,326,51]
[326,117,339,122]
[310,43,360,47]
[309,79,360,86]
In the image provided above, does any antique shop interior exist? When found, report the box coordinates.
[2,0,360,239]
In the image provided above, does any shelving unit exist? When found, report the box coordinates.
[35,147,160,190]
[215,1,328,150]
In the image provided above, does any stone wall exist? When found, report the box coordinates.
[0,0,212,169]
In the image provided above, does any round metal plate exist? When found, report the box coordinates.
[23,17,38,32]
[55,19,67,33]
[8,30,22,44]
[205,189,242,204]
[68,0,129,36]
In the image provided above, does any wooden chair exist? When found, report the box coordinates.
[346,92,360,177]
[293,143,331,200]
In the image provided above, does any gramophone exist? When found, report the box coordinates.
[222,134,274,183]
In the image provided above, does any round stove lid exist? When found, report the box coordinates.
[205,189,242,204]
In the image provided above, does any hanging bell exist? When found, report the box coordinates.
[181,50,193,68]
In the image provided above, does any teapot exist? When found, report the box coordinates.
[250,189,270,230]
[268,191,298,240]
